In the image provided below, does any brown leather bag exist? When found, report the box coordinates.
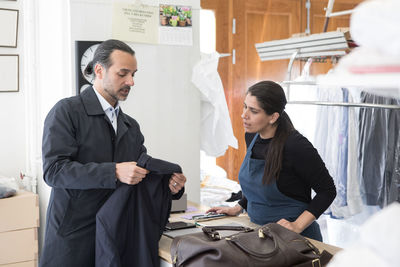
[170,223,333,267]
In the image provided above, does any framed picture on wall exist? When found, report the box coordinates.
[0,55,19,92]
[0,8,19,47]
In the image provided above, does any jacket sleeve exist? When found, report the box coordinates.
[42,100,118,190]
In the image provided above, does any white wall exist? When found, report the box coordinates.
[0,0,26,179]
[69,0,201,203]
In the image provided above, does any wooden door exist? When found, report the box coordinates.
[201,0,362,182]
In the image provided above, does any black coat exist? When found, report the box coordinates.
[40,87,147,267]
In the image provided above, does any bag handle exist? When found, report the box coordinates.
[227,226,279,258]
[202,226,253,240]
[293,250,333,267]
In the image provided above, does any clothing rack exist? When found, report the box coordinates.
[281,81,400,110]
[255,30,350,99]
[255,1,399,110]
[287,101,400,110]
[255,31,348,62]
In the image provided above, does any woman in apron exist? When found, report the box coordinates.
[207,81,336,241]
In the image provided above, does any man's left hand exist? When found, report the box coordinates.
[169,173,186,194]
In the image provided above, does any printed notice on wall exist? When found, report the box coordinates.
[159,4,193,46]
[112,3,159,44]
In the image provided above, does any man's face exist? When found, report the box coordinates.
[96,50,137,106]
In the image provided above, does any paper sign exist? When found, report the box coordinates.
[112,3,159,44]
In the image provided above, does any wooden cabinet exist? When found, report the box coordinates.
[0,191,39,267]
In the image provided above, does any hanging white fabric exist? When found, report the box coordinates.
[191,52,238,157]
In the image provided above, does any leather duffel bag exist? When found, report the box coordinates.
[170,223,333,267]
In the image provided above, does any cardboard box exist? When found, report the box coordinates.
[0,260,37,267]
[0,191,39,233]
[0,228,38,265]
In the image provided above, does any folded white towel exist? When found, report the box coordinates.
[350,0,400,57]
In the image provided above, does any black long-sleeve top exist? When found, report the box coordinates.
[238,131,336,219]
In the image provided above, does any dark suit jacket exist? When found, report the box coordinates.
[40,87,146,267]
[95,153,183,267]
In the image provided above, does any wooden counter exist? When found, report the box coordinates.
[159,202,342,263]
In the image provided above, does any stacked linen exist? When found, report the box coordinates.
[200,164,241,208]
[327,0,400,97]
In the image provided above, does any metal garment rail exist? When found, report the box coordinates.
[281,81,400,110]
[287,101,400,110]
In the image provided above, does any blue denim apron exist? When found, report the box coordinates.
[238,134,322,241]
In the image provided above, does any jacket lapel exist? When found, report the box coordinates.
[80,87,104,116]
[116,110,131,145]
[80,87,115,132]
[80,87,131,142]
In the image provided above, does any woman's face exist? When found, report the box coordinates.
[241,94,277,136]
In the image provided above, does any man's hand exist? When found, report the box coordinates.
[169,173,186,194]
[116,162,149,185]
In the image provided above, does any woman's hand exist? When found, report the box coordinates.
[277,219,302,233]
[277,210,316,233]
[206,204,243,216]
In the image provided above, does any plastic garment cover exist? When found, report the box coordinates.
[350,0,400,58]
[314,86,349,218]
[327,203,400,267]
[345,91,363,215]
[358,92,400,207]
[191,52,238,157]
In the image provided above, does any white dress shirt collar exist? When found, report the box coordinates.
[93,86,120,133]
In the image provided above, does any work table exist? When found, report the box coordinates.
[159,202,342,263]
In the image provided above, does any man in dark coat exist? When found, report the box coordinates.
[40,39,186,267]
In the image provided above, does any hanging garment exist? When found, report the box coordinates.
[95,153,183,267]
[191,52,238,157]
[238,134,322,241]
[358,92,400,207]
[386,98,400,205]
[346,89,363,215]
[314,86,349,218]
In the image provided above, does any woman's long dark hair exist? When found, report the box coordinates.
[247,81,294,184]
